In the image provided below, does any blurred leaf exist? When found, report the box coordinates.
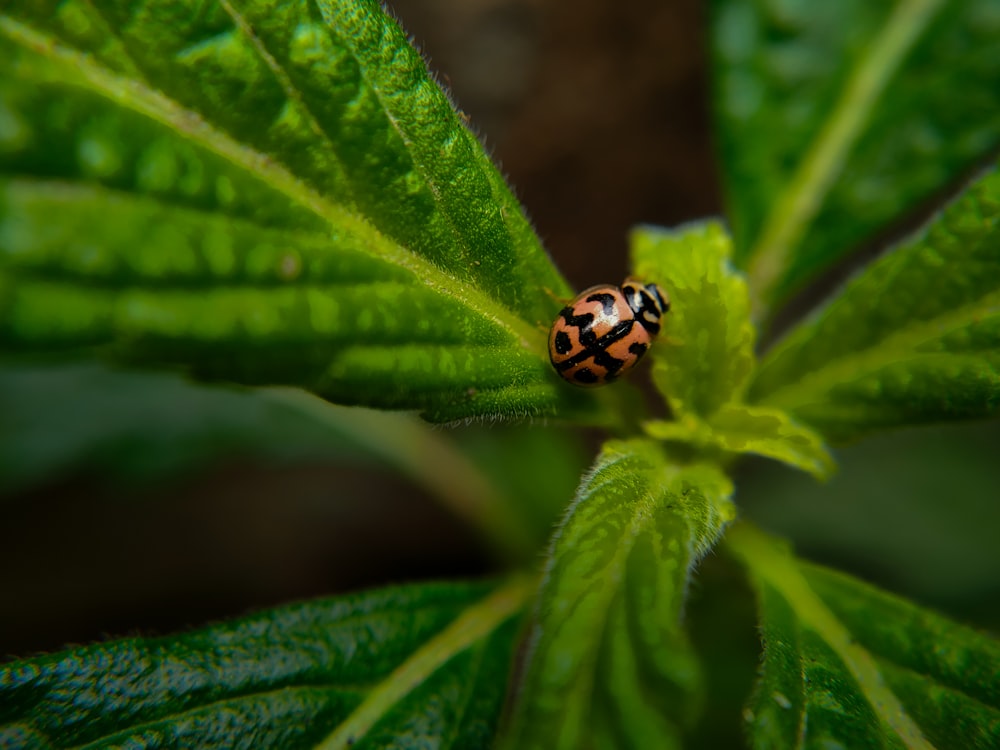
[739,419,1000,618]
[502,439,735,750]
[0,578,529,750]
[683,555,760,750]
[630,221,755,419]
[262,387,540,562]
[0,0,592,423]
[0,359,548,561]
[454,422,588,547]
[751,162,1000,442]
[712,0,1000,310]
[728,523,1000,750]
[0,360,360,493]
[644,403,834,480]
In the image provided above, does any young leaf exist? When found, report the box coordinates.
[644,403,834,481]
[751,162,1000,442]
[0,578,529,749]
[712,0,1000,311]
[503,439,736,750]
[0,0,588,423]
[728,523,1000,750]
[630,221,755,419]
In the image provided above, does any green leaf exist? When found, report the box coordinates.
[728,523,1000,750]
[502,439,736,750]
[0,359,360,494]
[630,221,755,419]
[0,0,589,423]
[644,403,834,480]
[0,578,530,750]
[750,162,1000,442]
[629,222,835,478]
[713,0,1000,311]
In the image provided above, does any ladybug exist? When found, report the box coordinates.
[548,280,669,387]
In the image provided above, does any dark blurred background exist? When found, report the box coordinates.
[3,0,999,670]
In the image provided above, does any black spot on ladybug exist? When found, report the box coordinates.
[591,347,626,376]
[559,306,598,345]
[585,292,619,316]
[552,319,634,375]
[554,330,573,355]
[637,316,661,335]
[550,280,668,386]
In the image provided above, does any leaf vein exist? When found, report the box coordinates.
[62,681,373,750]
[762,292,1000,410]
[217,0,349,183]
[313,577,531,750]
[746,0,946,315]
[316,4,472,266]
[0,13,544,355]
[730,524,936,750]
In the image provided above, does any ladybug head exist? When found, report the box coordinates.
[621,280,670,335]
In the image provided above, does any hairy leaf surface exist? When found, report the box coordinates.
[503,439,736,750]
[0,0,587,423]
[630,221,755,419]
[0,579,528,749]
[713,0,1000,309]
[752,163,1000,441]
[729,524,1000,750]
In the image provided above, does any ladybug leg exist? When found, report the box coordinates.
[541,286,571,304]
[538,287,574,329]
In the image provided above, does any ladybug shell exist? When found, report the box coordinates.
[548,284,654,387]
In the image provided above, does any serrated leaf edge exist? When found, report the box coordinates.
[314,575,532,750]
[745,0,946,316]
[505,448,714,749]
[0,13,546,358]
[727,523,936,750]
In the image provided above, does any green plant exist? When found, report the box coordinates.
[1,0,999,748]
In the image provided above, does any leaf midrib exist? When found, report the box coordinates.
[537,453,685,747]
[219,0,338,162]
[0,14,546,358]
[728,523,935,750]
[758,290,1000,410]
[745,0,946,316]
[315,577,531,750]
[314,0,475,262]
